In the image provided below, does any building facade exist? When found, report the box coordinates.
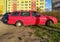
[0,0,6,15]
[0,0,46,15]
[7,0,45,12]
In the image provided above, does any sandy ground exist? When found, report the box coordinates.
[0,21,41,42]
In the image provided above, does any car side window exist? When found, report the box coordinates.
[12,12,19,16]
[32,12,40,17]
[20,12,30,16]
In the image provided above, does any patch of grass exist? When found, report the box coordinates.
[55,23,60,28]
[34,29,42,37]
[49,30,60,42]
[30,23,60,42]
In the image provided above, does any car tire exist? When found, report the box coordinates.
[46,20,53,26]
[16,21,23,27]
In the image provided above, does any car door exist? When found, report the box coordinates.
[31,12,47,25]
[9,12,20,24]
[31,12,40,25]
[20,12,32,25]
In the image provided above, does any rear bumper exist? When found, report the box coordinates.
[2,18,8,23]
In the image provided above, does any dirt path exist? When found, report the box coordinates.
[0,21,41,42]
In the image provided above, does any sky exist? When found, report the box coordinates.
[45,0,52,11]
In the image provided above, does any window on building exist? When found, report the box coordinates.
[25,7,28,8]
[21,7,23,9]
[37,3,38,5]
[7,10,10,12]
[25,4,28,6]
[29,1,31,2]
[8,2,10,3]
[21,2,24,3]
[8,4,10,6]
[13,0,17,1]
[29,4,31,5]
[40,3,44,5]
[8,7,10,9]
[37,0,38,2]
[40,0,44,2]
[17,1,19,3]
[40,6,44,8]
[29,7,31,8]
[25,1,28,3]
[8,0,10,1]
[21,12,30,16]
[21,4,24,6]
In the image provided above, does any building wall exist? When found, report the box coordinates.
[36,0,45,11]
[0,0,45,15]
[0,0,6,15]
[31,0,36,11]
[7,0,13,12]
[17,0,31,11]
[7,0,45,12]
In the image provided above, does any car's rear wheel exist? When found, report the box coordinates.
[16,21,23,27]
[46,20,54,26]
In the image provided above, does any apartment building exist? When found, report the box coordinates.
[0,0,46,15]
[7,0,45,12]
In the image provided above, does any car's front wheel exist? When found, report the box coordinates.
[46,20,54,26]
[16,21,23,27]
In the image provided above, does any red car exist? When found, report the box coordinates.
[7,10,58,27]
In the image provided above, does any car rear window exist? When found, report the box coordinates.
[12,12,19,16]
[20,12,30,16]
[4,12,10,16]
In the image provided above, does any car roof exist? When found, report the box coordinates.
[12,10,36,13]
[10,10,37,13]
